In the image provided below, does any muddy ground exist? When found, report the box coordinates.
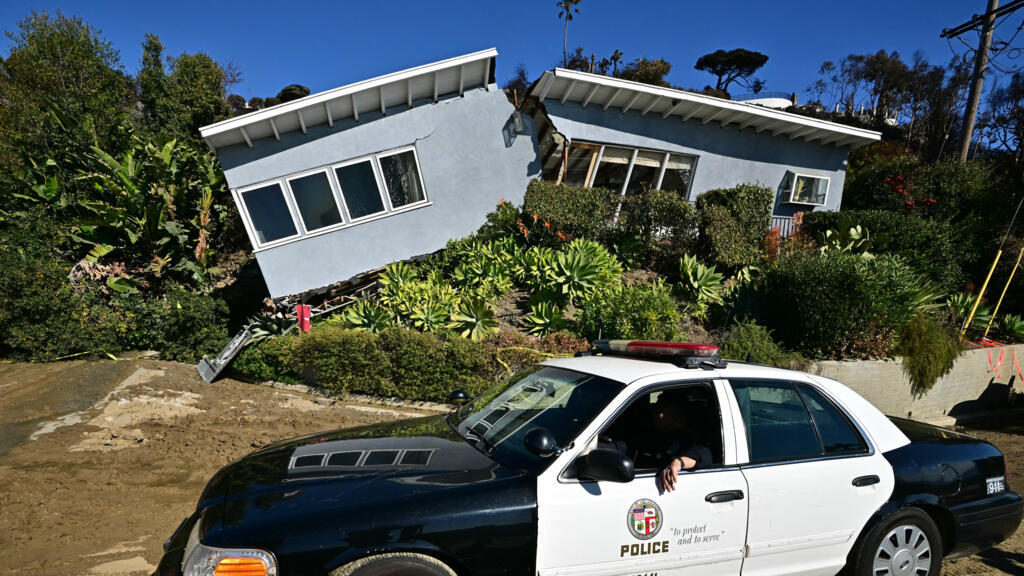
[0,359,1020,575]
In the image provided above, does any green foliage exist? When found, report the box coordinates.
[342,300,392,333]
[696,183,773,268]
[524,302,567,336]
[276,84,310,103]
[755,250,922,359]
[377,327,490,400]
[289,325,393,396]
[694,48,769,94]
[801,210,965,290]
[115,285,230,362]
[719,319,808,370]
[616,187,698,265]
[230,334,299,384]
[817,213,886,257]
[896,313,961,394]
[475,200,522,242]
[577,279,682,341]
[677,254,725,321]
[158,52,230,140]
[450,298,499,341]
[523,180,619,241]
[946,292,993,334]
[615,57,673,87]
[1000,314,1024,343]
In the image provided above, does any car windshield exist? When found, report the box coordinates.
[454,365,623,472]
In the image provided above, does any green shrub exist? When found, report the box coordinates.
[896,313,962,394]
[377,327,491,400]
[677,254,725,321]
[617,187,698,265]
[231,335,299,384]
[696,183,773,268]
[577,280,682,341]
[719,319,808,370]
[523,180,619,241]
[754,250,921,359]
[801,210,965,290]
[118,286,231,362]
[289,325,392,396]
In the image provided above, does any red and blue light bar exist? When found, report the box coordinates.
[590,340,724,368]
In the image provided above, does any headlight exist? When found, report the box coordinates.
[182,519,278,576]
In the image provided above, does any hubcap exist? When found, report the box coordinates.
[873,524,932,576]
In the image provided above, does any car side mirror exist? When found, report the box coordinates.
[448,389,470,405]
[524,427,563,458]
[576,449,635,483]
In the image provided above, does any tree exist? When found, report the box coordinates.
[616,57,672,87]
[565,46,591,72]
[138,33,166,129]
[248,96,265,110]
[980,71,1024,163]
[160,52,229,139]
[276,84,310,103]
[609,49,624,75]
[227,94,248,115]
[694,48,769,95]
[502,64,530,101]
[556,0,583,68]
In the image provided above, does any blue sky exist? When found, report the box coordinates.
[0,1,1007,101]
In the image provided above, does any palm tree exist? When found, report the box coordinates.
[557,0,583,68]
[610,49,624,75]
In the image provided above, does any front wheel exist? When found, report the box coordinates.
[330,552,457,576]
[850,508,943,576]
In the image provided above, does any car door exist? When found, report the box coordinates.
[536,378,750,576]
[723,378,895,576]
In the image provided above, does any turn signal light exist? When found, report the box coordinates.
[214,557,269,576]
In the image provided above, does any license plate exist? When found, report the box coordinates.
[987,476,1006,495]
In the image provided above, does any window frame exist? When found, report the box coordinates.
[558,139,698,200]
[234,180,303,249]
[232,144,433,251]
[785,171,830,207]
[375,146,430,212]
[283,167,347,234]
[725,378,874,468]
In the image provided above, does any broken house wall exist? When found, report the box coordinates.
[215,87,540,298]
[540,101,850,216]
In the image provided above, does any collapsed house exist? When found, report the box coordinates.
[199,49,880,300]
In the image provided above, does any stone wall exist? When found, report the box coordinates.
[810,344,1024,424]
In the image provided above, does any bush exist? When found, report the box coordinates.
[719,319,808,370]
[116,286,231,362]
[289,325,393,396]
[523,180,619,241]
[896,313,961,394]
[577,280,682,341]
[696,183,773,268]
[378,327,491,400]
[617,187,698,265]
[231,335,299,384]
[800,210,965,290]
[754,250,921,359]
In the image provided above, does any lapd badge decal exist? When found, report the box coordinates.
[627,499,662,540]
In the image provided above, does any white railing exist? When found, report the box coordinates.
[771,215,796,237]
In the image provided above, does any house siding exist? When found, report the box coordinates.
[540,101,850,216]
[215,87,539,298]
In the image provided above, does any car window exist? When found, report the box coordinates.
[598,382,722,471]
[731,380,820,463]
[796,384,868,455]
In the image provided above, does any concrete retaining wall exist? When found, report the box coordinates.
[810,344,1024,424]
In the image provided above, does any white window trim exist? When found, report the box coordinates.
[331,155,391,222]
[235,180,303,249]
[576,139,697,197]
[785,171,830,207]
[284,167,347,234]
[376,146,430,211]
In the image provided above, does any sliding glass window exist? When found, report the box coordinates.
[590,146,632,191]
[625,150,664,195]
[659,154,695,195]
[240,183,297,244]
[288,171,343,232]
[379,150,426,209]
[335,160,386,219]
[561,143,600,187]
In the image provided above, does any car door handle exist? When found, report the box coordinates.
[705,490,744,503]
[852,475,880,487]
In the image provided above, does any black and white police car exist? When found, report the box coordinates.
[155,341,1022,576]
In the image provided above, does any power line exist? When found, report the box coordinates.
[942,0,1024,38]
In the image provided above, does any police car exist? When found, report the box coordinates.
[155,341,1023,576]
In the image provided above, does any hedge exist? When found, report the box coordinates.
[695,183,773,268]
[523,180,619,241]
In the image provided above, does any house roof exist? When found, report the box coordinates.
[199,48,498,151]
[529,68,881,148]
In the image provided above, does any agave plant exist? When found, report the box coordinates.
[379,261,419,291]
[513,246,556,292]
[449,298,499,341]
[817,214,887,258]
[410,303,451,333]
[549,250,601,303]
[909,277,946,315]
[524,302,567,336]
[247,312,296,344]
[946,292,993,333]
[1000,314,1024,343]
[343,300,392,333]
[677,254,725,321]
[564,238,622,287]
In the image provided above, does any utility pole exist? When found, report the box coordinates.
[959,0,999,162]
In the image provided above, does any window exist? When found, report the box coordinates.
[787,172,829,206]
[796,384,868,455]
[335,160,386,219]
[598,383,722,471]
[659,154,694,195]
[590,146,632,191]
[624,150,664,195]
[379,150,426,208]
[731,381,820,463]
[561,142,600,186]
[239,183,298,244]
[288,171,343,232]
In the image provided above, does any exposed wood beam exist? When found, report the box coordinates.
[482,57,491,90]
[738,117,759,131]
[602,88,623,111]
[701,108,725,125]
[352,95,359,122]
[324,102,334,128]
[641,96,660,116]
[788,125,818,140]
[772,123,800,138]
[682,104,706,122]
[297,110,307,134]
[458,64,465,96]
[269,118,280,140]
[621,92,641,114]
[718,110,745,128]
[661,100,684,119]
[239,127,253,148]
[433,71,439,103]
[537,74,554,101]
[407,78,413,108]
[833,134,862,148]
[756,119,783,134]
[560,79,577,104]
[380,87,386,115]
[581,84,600,108]
[819,132,845,146]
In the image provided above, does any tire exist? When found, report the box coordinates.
[849,508,943,576]
[330,552,458,576]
